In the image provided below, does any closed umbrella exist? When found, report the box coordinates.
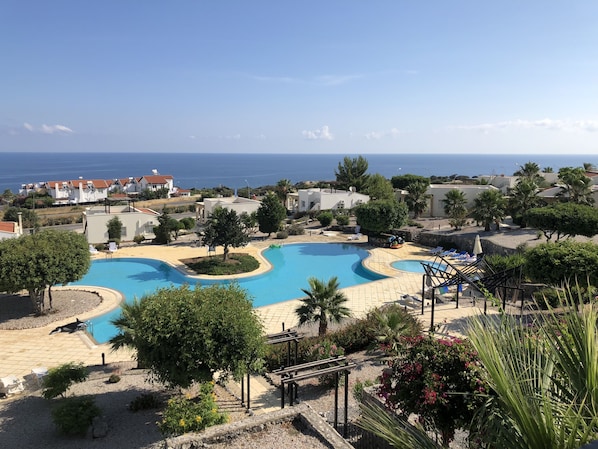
[473,234,483,256]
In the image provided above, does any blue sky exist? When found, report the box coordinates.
[2,1,598,154]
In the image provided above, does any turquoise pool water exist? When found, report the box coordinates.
[391,259,447,273]
[73,243,385,343]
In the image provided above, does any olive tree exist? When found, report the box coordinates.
[109,284,265,388]
[202,207,250,261]
[0,230,90,313]
[257,192,286,237]
[354,199,408,234]
[525,203,598,241]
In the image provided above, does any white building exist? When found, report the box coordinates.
[195,196,261,222]
[138,175,175,197]
[294,188,370,213]
[83,203,161,244]
[45,179,110,205]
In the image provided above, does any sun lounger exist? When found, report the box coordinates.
[440,248,457,256]
[0,375,24,396]
[89,244,99,255]
[429,246,443,255]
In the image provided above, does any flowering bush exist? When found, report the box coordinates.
[158,382,227,436]
[377,335,487,446]
[308,339,345,386]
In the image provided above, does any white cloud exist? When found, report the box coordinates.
[364,127,402,140]
[314,74,362,86]
[23,122,74,134]
[252,73,361,86]
[451,119,598,133]
[302,125,334,141]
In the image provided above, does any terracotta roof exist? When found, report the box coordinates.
[142,175,173,184]
[0,222,17,233]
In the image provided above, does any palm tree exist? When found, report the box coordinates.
[558,167,595,205]
[295,277,351,336]
[472,189,506,231]
[275,178,293,207]
[404,180,431,219]
[508,179,542,227]
[514,161,544,185]
[441,189,468,230]
[109,299,146,368]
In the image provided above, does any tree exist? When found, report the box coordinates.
[557,167,594,205]
[0,230,90,313]
[202,207,250,261]
[404,180,431,219]
[109,284,265,388]
[524,240,598,285]
[0,189,15,205]
[471,189,506,231]
[334,155,370,191]
[2,206,39,230]
[525,203,598,241]
[256,192,286,237]
[106,216,123,242]
[441,189,468,230]
[153,210,182,244]
[508,179,543,227]
[514,161,544,185]
[240,211,258,235]
[390,174,430,190]
[295,277,351,336]
[275,178,293,207]
[364,173,395,201]
[354,199,408,234]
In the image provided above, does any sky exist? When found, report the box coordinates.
[2,1,598,154]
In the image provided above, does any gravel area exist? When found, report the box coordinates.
[0,289,102,330]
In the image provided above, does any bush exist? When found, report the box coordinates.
[133,234,146,244]
[276,230,288,239]
[317,211,334,227]
[51,396,101,435]
[532,287,563,309]
[287,224,305,235]
[158,382,227,436]
[42,362,89,399]
[308,340,345,385]
[129,392,163,412]
[353,378,374,402]
[335,214,350,226]
[180,217,196,230]
[108,374,121,383]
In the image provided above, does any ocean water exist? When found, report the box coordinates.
[0,152,592,193]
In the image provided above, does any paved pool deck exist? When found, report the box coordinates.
[0,233,495,380]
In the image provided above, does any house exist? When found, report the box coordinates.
[0,221,22,240]
[45,179,110,205]
[138,175,175,197]
[83,203,161,244]
[294,188,370,213]
[195,196,261,223]
[396,184,500,218]
[111,177,141,196]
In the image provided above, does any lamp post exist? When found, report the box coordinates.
[245,180,250,199]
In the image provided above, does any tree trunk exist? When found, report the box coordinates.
[48,285,54,310]
[318,319,327,336]
[28,288,46,315]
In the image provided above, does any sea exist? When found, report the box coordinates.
[0,152,593,194]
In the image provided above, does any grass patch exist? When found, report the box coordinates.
[181,253,259,275]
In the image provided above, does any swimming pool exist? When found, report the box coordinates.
[391,259,447,273]
[73,243,386,343]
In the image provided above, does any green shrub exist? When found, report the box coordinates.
[335,214,350,226]
[533,287,563,309]
[96,243,106,251]
[352,378,374,402]
[308,340,345,385]
[129,392,163,412]
[276,230,288,239]
[108,374,121,383]
[133,234,146,244]
[184,253,259,275]
[42,362,89,399]
[287,224,305,235]
[51,396,101,435]
[317,211,334,227]
[180,217,196,230]
[158,382,227,436]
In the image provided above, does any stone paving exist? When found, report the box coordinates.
[0,233,495,385]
